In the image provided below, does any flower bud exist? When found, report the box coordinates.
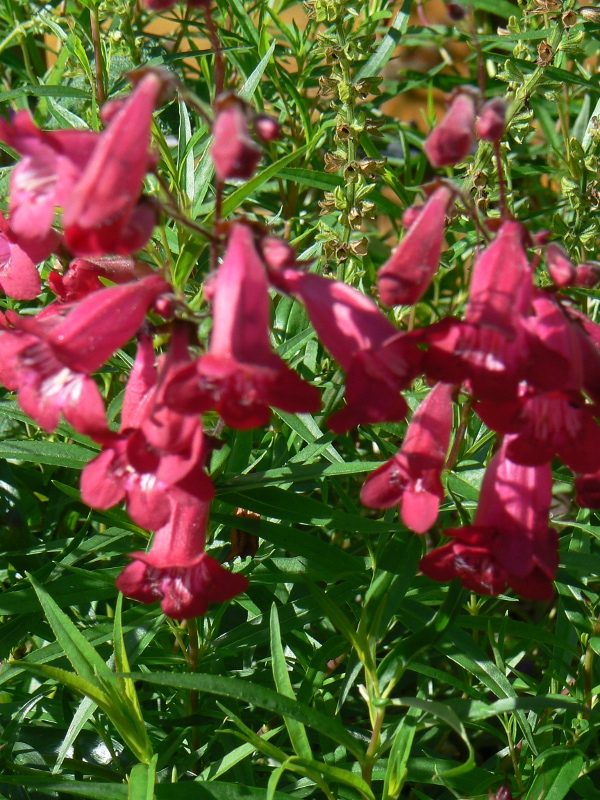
[446,2,466,20]
[476,98,506,142]
[546,243,575,288]
[424,91,476,168]
[254,114,281,142]
[211,95,261,181]
[575,262,600,288]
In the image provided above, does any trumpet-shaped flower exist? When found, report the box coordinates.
[361,382,453,533]
[377,186,453,307]
[116,495,248,619]
[424,92,476,168]
[166,224,320,428]
[421,442,557,600]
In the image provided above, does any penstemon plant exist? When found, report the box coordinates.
[2,0,600,798]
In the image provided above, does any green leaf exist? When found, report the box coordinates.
[239,41,276,101]
[269,604,313,761]
[525,748,584,800]
[357,0,411,80]
[128,756,158,800]
[130,671,365,760]
[0,439,95,468]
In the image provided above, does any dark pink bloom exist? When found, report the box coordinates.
[422,221,531,399]
[144,0,209,9]
[211,96,261,181]
[575,470,600,508]
[254,115,280,142]
[361,382,453,533]
[476,294,600,473]
[0,275,167,434]
[272,267,421,432]
[420,442,557,600]
[48,255,151,302]
[401,204,424,229]
[166,224,320,428]
[575,262,600,288]
[546,243,575,288]
[62,74,162,255]
[475,98,506,142]
[116,496,248,620]
[0,111,97,254]
[424,92,476,168]
[0,214,41,300]
[81,330,214,530]
[377,186,453,307]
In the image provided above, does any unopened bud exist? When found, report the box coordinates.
[476,98,506,142]
[254,114,280,142]
[575,262,600,288]
[546,243,575,288]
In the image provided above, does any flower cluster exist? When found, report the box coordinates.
[1,48,598,618]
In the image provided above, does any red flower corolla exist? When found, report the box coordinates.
[420,442,557,600]
[575,470,600,508]
[377,186,453,307]
[361,382,453,533]
[165,224,320,428]
[62,74,162,255]
[48,255,152,302]
[0,214,41,300]
[81,330,214,530]
[144,0,209,9]
[0,111,97,255]
[475,98,506,142]
[0,275,167,434]
[424,92,476,168]
[546,243,575,288]
[476,294,600,473]
[575,262,600,288]
[422,221,531,399]
[211,96,261,181]
[271,266,421,432]
[116,495,248,620]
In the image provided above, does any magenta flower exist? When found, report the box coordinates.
[377,186,453,307]
[0,214,42,300]
[211,96,261,181]
[546,243,575,288]
[166,224,320,428]
[475,98,506,142]
[361,382,453,533]
[81,330,214,530]
[424,92,476,168]
[116,496,248,620]
[0,112,97,254]
[476,294,600,473]
[48,255,147,302]
[62,74,162,255]
[273,266,421,432]
[422,221,532,399]
[420,441,558,600]
[0,275,167,434]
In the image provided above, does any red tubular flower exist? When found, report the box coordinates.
[0,275,167,434]
[62,74,162,255]
[377,186,453,307]
[0,112,97,254]
[475,98,506,142]
[211,96,261,181]
[546,243,575,288]
[116,495,248,620]
[476,294,600,473]
[0,214,41,300]
[81,331,214,530]
[166,224,320,428]
[422,221,531,399]
[272,266,421,432]
[420,441,558,600]
[424,92,476,168]
[361,382,453,533]
[48,255,150,302]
